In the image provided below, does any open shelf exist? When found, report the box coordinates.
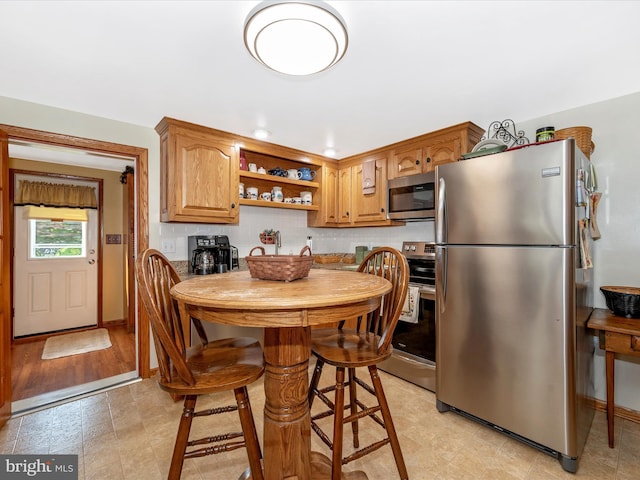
[239,199,319,211]
[239,171,319,189]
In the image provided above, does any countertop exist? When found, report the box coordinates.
[172,256,359,279]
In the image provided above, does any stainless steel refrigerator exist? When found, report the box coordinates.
[434,139,595,473]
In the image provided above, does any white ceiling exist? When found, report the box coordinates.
[2,1,640,160]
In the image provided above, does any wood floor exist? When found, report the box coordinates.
[11,324,136,401]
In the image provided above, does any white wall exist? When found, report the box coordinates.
[160,206,434,260]
[2,92,639,411]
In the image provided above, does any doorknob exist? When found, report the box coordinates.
[89,249,96,254]
[88,259,96,265]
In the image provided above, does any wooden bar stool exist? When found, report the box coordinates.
[136,249,265,480]
[308,247,410,480]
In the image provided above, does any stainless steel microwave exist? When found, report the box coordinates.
[387,172,435,221]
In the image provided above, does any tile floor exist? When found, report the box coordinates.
[1,367,638,480]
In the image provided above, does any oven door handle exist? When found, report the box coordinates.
[412,267,432,273]
[393,352,432,367]
[420,290,435,301]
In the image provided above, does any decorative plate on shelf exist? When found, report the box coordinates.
[471,138,508,153]
[461,139,508,160]
[461,145,507,160]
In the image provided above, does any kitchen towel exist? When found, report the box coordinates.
[362,159,376,194]
[578,218,593,269]
[399,286,420,324]
[589,192,602,240]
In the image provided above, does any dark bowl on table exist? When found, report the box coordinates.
[600,286,640,318]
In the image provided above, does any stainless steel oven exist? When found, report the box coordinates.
[379,241,436,391]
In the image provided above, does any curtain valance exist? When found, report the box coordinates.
[15,180,97,209]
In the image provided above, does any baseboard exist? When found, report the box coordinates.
[103,319,126,327]
[592,397,640,424]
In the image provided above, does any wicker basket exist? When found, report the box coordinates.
[600,286,640,318]
[246,245,313,281]
[554,126,595,159]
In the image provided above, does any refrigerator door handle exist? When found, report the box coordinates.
[436,177,447,244]
[436,246,447,304]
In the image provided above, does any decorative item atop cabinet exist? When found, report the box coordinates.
[388,121,484,179]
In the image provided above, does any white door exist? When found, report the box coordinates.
[13,205,98,337]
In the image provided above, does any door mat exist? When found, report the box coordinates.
[41,328,112,360]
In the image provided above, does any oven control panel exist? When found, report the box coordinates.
[402,241,435,258]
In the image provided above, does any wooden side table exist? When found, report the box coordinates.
[587,308,640,448]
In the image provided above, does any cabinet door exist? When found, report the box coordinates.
[424,133,461,172]
[338,167,352,224]
[390,144,424,179]
[165,132,239,223]
[321,165,339,223]
[350,157,387,224]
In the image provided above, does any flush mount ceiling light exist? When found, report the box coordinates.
[244,1,348,76]
[323,147,336,157]
[253,128,271,139]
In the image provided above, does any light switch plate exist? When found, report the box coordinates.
[161,239,176,253]
[106,234,121,244]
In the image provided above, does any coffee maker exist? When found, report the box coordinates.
[188,235,239,275]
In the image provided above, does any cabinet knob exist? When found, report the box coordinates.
[346,211,350,217]
[231,203,236,209]
[415,159,420,165]
[426,157,431,163]
[381,208,385,213]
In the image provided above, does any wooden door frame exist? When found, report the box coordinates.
[1,130,11,425]
[0,124,150,419]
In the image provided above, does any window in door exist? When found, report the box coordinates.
[26,206,88,259]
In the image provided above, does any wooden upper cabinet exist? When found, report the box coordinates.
[338,166,352,224]
[424,132,462,172]
[390,144,423,177]
[156,117,239,224]
[308,162,338,226]
[350,156,387,224]
[321,164,339,224]
[330,154,394,227]
[388,122,484,179]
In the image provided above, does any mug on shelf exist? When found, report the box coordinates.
[300,191,312,205]
[284,197,293,204]
[292,196,302,204]
[257,167,267,174]
[248,163,258,173]
[287,169,299,180]
[260,191,271,201]
[246,187,258,200]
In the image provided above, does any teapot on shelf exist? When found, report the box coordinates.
[268,167,288,177]
[298,167,316,181]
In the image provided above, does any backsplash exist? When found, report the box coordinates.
[158,205,435,261]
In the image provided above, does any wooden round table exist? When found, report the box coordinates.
[171,269,392,480]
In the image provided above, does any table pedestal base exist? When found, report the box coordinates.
[262,327,368,480]
[310,452,368,480]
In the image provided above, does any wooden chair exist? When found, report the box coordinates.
[136,248,264,480]
[308,247,409,480]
